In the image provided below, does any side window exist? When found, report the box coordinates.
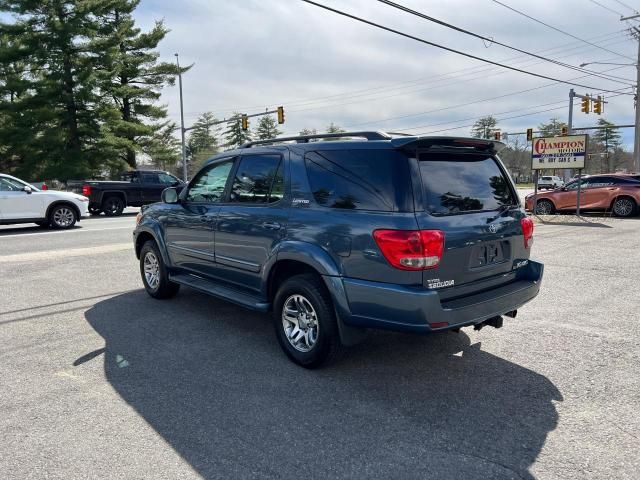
[141,173,160,184]
[566,179,588,190]
[0,177,25,191]
[587,177,614,188]
[158,173,178,185]
[305,150,409,211]
[186,160,234,203]
[229,155,283,204]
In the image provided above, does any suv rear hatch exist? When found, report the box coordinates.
[410,145,530,299]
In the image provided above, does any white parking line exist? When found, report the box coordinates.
[0,243,131,263]
[0,226,132,239]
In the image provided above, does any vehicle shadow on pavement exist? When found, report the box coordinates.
[83,289,562,480]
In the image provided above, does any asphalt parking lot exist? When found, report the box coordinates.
[1,212,639,480]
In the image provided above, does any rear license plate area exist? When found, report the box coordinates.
[470,241,509,269]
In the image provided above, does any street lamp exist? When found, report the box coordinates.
[175,53,188,182]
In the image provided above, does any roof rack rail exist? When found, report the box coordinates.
[239,131,392,148]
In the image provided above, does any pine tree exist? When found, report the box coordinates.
[326,122,345,134]
[223,113,252,148]
[537,118,567,137]
[144,121,181,172]
[96,1,184,169]
[188,112,220,173]
[591,118,622,149]
[0,0,115,179]
[471,116,498,139]
[299,128,318,136]
[254,115,282,140]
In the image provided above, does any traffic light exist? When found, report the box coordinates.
[277,106,285,124]
[241,115,249,131]
[593,96,602,115]
[526,128,533,141]
[561,126,568,136]
[581,95,590,114]
[494,131,501,141]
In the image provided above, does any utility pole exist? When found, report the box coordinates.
[175,53,188,182]
[620,16,640,172]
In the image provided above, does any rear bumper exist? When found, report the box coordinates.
[337,260,543,333]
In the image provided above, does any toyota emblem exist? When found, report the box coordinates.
[488,224,498,234]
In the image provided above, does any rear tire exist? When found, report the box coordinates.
[535,199,555,215]
[49,204,77,229]
[102,196,125,216]
[612,197,636,217]
[140,240,180,299]
[273,273,343,368]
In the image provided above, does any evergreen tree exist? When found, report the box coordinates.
[471,116,498,139]
[591,118,622,149]
[537,117,567,137]
[299,128,318,136]
[188,112,220,173]
[144,121,181,172]
[254,115,282,140]
[326,122,345,134]
[0,0,114,179]
[96,1,185,168]
[223,113,252,148]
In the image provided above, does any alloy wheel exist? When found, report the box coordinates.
[143,251,160,290]
[535,201,553,215]
[613,198,634,217]
[281,294,319,352]
[53,207,75,227]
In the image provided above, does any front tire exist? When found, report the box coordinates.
[273,274,343,368]
[102,196,125,216]
[139,241,180,299]
[612,197,636,217]
[49,205,77,229]
[535,199,555,215]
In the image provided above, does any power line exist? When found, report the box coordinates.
[588,0,625,16]
[299,0,634,95]
[377,0,633,84]
[179,30,630,119]
[491,0,636,61]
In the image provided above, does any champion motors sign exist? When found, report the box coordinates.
[531,134,587,170]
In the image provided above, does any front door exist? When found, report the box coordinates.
[0,177,43,220]
[214,153,287,294]
[163,159,235,277]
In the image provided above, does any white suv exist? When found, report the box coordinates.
[0,174,89,229]
[537,175,564,190]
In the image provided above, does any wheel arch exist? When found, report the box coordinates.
[46,200,80,221]
[134,225,172,267]
[609,194,638,215]
[101,191,127,205]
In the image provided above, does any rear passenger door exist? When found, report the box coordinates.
[214,153,287,294]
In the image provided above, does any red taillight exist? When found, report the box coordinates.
[521,217,534,249]
[41,183,48,190]
[82,184,91,197]
[373,229,445,270]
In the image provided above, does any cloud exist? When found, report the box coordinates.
[135,0,637,146]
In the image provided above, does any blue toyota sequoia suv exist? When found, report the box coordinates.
[133,132,542,368]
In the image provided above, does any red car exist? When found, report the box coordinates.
[525,174,640,217]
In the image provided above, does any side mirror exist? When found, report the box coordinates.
[23,185,32,194]
[161,187,179,204]
[561,186,567,191]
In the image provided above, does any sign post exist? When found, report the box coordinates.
[531,135,588,216]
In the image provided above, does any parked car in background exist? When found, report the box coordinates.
[67,170,184,216]
[0,173,89,228]
[526,174,640,217]
[537,175,564,190]
[133,132,542,368]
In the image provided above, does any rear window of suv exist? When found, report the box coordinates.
[419,152,516,215]
[305,149,411,211]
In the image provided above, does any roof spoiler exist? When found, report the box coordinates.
[390,136,506,153]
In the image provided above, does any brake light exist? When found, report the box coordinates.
[521,217,534,249]
[373,229,444,270]
[82,184,91,197]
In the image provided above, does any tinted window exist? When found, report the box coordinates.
[186,160,234,203]
[419,153,516,215]
[305,149,410,211]
[120,172,138,183]
[566,179,588,190]
[230,155,283,204]
[141,173,160,184]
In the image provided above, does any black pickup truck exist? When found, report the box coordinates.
[68,170,184,216]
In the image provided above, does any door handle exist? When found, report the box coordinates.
[262,222,281,230]
[199,215,209,223]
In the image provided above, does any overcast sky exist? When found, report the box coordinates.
[135,0,639,147]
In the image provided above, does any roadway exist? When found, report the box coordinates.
[1,212,638,479]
